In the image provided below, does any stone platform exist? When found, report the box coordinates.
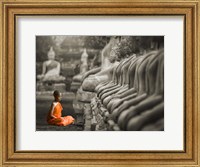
[72,87,98,130]
[70,82,82,92]
[37,82,66,92]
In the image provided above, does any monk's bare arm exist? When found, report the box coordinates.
[50,103,56,118]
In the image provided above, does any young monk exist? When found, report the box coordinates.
[47,90,75,126]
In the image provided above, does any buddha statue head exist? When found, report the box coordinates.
[47,47,56,60]
[109,46,120,63]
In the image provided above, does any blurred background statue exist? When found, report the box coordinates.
[80,48,89,73]
[37,47,65,83]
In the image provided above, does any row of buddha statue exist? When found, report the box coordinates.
[80,36,164,131]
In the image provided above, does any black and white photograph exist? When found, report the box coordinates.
[36,36,164,131]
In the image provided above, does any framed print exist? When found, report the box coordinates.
[0,0,200,166]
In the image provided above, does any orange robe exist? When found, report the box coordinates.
[47,102,75,126]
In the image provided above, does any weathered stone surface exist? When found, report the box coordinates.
[37,83,66,92]
[76,88,96,103]
[70,82,81,92]
[96,119,107,131]
[84,125,91,131]
[75,113,84,126]
[83,103,92,131]
[107,120,115,130]
[82,77,99,92]
[113,125,120,131]
[84,118,92,131]
[36,91,75,101]
[73,100,85,114]
[72,74,83,82]
[93,106,100,116]
[54,83,66,91]
[100,106,107,116]
[91,112,97,131]
[89,96,110,131]
[83,104,92,118]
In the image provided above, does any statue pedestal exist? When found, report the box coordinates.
[83,103,92,131]
[76,88,96,102]
[37,82,66,92]
[87,97,108,131]
[72,87,97,131]
[70,82,82,92]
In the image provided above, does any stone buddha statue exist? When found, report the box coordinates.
[106,56,140,111]
[72,48,89,83]
[108,51,158,116]
[97,57,128,97]
[105,50,159,130]
[81,43,120,92]
[80,48,89,73]
[115,49,164,130]
[37,47,65,83]
[99,55,136,106]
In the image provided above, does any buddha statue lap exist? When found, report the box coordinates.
[127,102,164,130]
[141,117,164,131]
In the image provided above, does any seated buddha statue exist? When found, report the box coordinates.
[110,50,161,122]
[124,51,164,131]
[81,45,120,92]
[95,59,123,96]
[80,48,89,73]
[96,53,136,98]
[80,37,120,91]
[106,57,140,112]
[100,55,137,106]
[95,37,135,96]
[117,49,164,130]
[81,53,101,82]
[108,51,158,114]
[37,47,65,83]
[97,57,129,98]
[72,48,89,82]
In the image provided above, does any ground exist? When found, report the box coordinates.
[36,92,83,131]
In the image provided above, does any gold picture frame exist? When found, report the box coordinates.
[0,0,199,166]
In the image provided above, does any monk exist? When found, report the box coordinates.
[47,90,75,126]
